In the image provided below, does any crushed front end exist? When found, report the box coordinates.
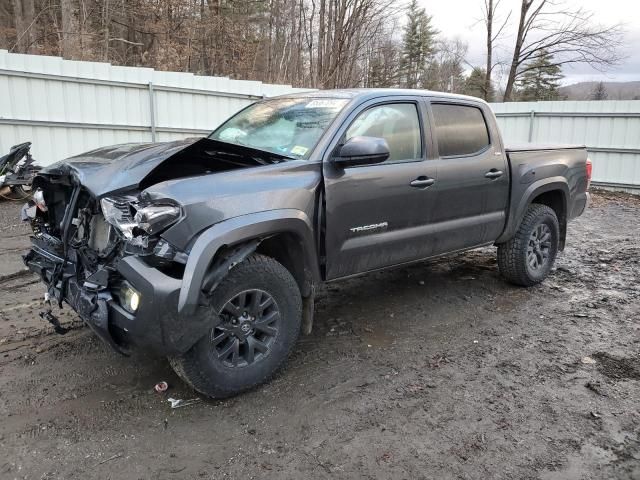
[22,169,209,355]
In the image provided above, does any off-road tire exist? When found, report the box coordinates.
[169,253,302,398]
[497,204,559,287]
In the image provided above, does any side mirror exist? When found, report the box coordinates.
[333,136,390,168]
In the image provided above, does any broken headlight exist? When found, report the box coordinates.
[100,197,181,240]
[133,204,181,235]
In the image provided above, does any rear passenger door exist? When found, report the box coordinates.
[427,101,509,254]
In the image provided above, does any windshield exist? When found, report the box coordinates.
[208,97,349,160]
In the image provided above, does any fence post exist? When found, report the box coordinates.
[528,110,535,142]
[148,82,157,142]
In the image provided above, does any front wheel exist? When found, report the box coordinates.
[497,204,560,287]
[169,254,302,398]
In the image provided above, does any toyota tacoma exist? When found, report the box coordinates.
[22,90,591,398]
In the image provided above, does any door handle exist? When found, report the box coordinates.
[485,169,504,179]
[410,176,435,188]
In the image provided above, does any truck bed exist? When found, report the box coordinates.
[497,142,590,247]
[505,143,586,152]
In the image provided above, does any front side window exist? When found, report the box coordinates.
[431,103,490,157]
[346,103,422,162]
[209,97,349,159]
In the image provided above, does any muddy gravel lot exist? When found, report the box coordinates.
[0,190,638,480]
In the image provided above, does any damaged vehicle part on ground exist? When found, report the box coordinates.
[0,141,41,200]
[22,90,590,398]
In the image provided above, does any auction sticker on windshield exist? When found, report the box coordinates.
[306,99,349,110]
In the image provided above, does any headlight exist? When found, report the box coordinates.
[134,204,181,235]
[100,196,180,240]
[0,174,6,185]
[100,197,138,239]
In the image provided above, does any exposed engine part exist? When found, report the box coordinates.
[88,213,115,254]
[24,175,188,322]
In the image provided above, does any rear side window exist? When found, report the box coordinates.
[431,103,490,157]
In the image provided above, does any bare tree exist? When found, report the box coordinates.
[482,0,510,101]
[60,0,80,58]
[591,81,608,101]
[12,0,36,53]
[5,0,407,89]
[503,0,624,101]
[427,38,467,93]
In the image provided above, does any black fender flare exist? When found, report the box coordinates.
[496,176,569,244]
[178,209,320,315]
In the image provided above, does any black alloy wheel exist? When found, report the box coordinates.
[168,253,302,398]
[213,289,280,368]
[526,223,552,274]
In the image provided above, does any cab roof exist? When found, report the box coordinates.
[276,88,488,105]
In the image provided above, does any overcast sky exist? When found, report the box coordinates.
[419,0,640,85]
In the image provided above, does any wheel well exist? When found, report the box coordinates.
[530,190,567,250]
[255,232,312,297]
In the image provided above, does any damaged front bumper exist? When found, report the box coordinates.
[24,239,211,356]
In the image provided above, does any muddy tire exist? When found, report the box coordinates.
[497,204,559,287]
[169,254,302,398]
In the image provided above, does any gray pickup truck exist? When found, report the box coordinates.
[23,89,590,398]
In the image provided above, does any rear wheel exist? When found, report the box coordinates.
[169,254,302,398]
[497,204,559,287]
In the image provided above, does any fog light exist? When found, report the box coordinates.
[121,286,140,313]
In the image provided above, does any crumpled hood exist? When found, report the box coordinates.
[37,137,290,197]
[39,139,197,197]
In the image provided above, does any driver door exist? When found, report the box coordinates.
[323,98,438,279]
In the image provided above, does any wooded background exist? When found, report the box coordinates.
[0,0,626,101]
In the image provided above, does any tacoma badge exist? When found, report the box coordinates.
[349,222,388,233]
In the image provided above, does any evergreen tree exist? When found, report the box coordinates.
[515,50,563,101]
[464,67,495,100]
[399,0,437,89]
[591,82,608,100]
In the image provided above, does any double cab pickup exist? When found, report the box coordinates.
[23,89,591,397]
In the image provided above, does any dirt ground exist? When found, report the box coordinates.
[0,190,638,480]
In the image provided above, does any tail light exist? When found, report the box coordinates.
[586,158,592,189]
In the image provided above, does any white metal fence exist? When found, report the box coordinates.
[0,50,311,165]
[1,50,638,191]
[490,100,640,191]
